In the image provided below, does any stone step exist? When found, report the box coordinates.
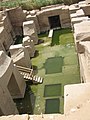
[20,71,43,84]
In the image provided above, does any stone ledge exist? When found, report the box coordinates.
[0,114,29,120]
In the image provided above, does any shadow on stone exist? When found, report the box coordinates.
[14,84,36,115]
[38,39,44,44]
[34,50,39,58]
[32,65,38,75]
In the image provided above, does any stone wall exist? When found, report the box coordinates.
[26,14,40,34]
[36,6,71,32]
[81,5,90,16]
[86,0,90,4]
[0,12,15,53]
[23,21,38,44]
[6,7,26,36]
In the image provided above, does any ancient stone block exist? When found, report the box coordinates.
[23,36,35,57]
[23,20,38,44]
[9,44,32,68]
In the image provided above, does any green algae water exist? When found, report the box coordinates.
[14,28,80,114]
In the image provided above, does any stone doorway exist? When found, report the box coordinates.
[48,15,61,29]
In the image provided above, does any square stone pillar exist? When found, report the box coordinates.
[23,21,38,44]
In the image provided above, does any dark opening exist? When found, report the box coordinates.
[48,15,61,29]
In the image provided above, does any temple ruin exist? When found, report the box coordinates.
[0,0,90,119]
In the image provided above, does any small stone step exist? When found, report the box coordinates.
[39,78,43,83]
[38,77,41,82]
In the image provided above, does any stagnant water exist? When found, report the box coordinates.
[14,28,80,114]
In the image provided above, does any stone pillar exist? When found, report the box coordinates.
[23,20,38,44]
[23,36,35,57]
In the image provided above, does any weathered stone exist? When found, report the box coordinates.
[26,14,40,34]
[0,114,29,120]
[37,5,71,32]
[6,7,26,36]
[86,0,90,4]
[6,7,26,26]
[0,51,19,115]
[30,10,36,16]
[0,12,15,52]
[0,51,26,99]
[71,16,89,28]
[9,44,32,68]
[64,83,90,114]
[23,21,38,44]
[74,21,90,41]
[23,36,35,57]
[69,4,80,14]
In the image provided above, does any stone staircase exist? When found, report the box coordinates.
[16,65,43,84]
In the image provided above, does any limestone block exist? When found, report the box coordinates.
[6,7,26,26]
[69,4,80,14]
[0,114,29,120]
[76,9,85,17]
[0,25,14,51]
[80,41,90,72]
[3,15,12,33]
[70,9,85,19]
[74,21,90,41]
[0,86,18,116]
[0,51,19,115]
[71,16,89,27]
[9,64,26,99]
[0,51,13,86]
[9,44,22,56]
[23,20,38,44]
[82,5,90,16]
[23,36,35,57]
[30,10,36,16]
[13,50,32,68]
[37,6,71,31]
[9,45,32,68]
[26,14,40,34]
[13,26,23,36]
[61,9,71,28]
[0,51,26,99]
[0,13,15,51]
[86,0,90,4]
[23,10,27,16]
[64,83,90,114]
